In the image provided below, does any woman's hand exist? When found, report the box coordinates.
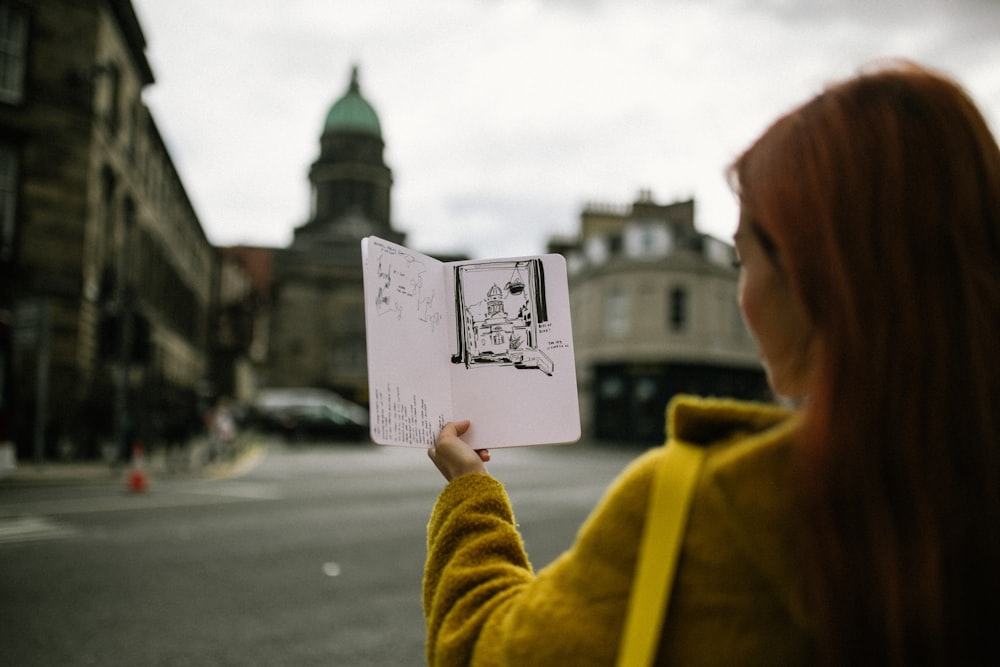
[428,420,491,481]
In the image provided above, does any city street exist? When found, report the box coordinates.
[0,439,642,666]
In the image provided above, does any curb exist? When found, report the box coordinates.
[0,439,267,488]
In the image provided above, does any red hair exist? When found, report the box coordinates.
[729,61,1000,664]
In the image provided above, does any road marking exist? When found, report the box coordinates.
[0,515,78,544]
[188,482,283,500]
[0,487,277,518]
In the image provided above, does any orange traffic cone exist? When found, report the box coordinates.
[128,442,149,493]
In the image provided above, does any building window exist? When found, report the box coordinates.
[668,285,688,332]
[639,226,656,253]
[584,236,608,265]
[0,143,16,262]
[105,64,122,133]
[625,223,671,258]
[0,3,27,104]
[734,300,749,340]
[607,233,623,256]
[598,374,625,400]
[606,285,629,338]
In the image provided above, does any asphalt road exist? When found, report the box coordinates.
[0,439,642,666]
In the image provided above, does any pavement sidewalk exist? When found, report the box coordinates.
[0,437,265,487]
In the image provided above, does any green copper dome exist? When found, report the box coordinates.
[324,66,382,138]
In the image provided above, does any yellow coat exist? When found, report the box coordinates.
[424,396,814,666]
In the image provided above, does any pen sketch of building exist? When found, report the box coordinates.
[451,259,554,375]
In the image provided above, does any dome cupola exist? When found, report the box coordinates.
[323,66,382,138]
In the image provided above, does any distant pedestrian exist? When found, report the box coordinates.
[205,398,237,461]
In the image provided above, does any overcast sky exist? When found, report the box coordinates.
[131,0,1000,260]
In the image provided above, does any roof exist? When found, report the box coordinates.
[323,66,382,138]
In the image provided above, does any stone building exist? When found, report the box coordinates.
[267,67,407,403]
[0,0,234,460]
[215,245,273,401]
[551,191,769,443]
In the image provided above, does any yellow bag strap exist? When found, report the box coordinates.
[617,442,706,667]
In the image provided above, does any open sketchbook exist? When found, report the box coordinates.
[361,236,581,448]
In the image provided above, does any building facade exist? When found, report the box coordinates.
[215,245,272,402]
[267,67,407,403]
[0,0,238,460]
[551,191,769,443]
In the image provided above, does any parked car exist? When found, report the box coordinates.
[250,388,369,441]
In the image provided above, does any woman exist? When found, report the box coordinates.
[424,61,1000,666]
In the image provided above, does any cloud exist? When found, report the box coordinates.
[133,0,1000,259]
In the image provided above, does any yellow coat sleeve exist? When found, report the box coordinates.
[424,450,663,667]
[424,396,811,667]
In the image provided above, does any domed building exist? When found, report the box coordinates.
[267,66,406,401]
[294,65,403,252]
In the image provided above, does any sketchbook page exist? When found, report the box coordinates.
[361,237,453,446]
[445,253,581,448]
